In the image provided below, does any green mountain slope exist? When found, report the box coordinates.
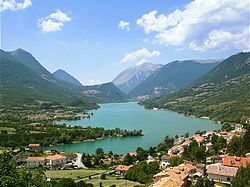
[53,69,82,86]
[141,52,250,123]
[0,49,127,108]
[129,60,219,97]
[0,50,93,107]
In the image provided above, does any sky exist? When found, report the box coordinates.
[1,0,249,85]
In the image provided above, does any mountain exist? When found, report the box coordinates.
[53,69,82,86]
[0,49,90,107]
[112,62,162,93]
[0,49,126,107]
[141,52,250,123]
[82,82,127,102]
[10,48,52,79]
[130,60,219,97]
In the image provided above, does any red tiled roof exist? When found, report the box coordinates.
[115,165,131,171]
[207,164,238,177]
[27,157,45,161]
[223,156,250,168]
[129,152,137,157]
[46,154,66,161]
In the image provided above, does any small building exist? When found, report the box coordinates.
[153,166,189,187]
[196,163,206,176]
[205,142,213,151]
[28,144,41,153]
[193,134,205,145]
[27,157,46,168]
[206,155,224,164]
[245,153,250,158]
[160,155,179,168]
[207,163,238,185]
[234,124,244,133]
[115,165,132,175]
[223,156,250,168]
[128,152,137,157]
[146,155,155,164]
[245,117,250,124]
[46,154,67,169]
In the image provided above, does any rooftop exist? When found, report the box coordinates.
[115,165,132,171]
[223,156,250,168]
[153,166,189,187]
[27,157,45,161]
[207,163,238,177]
[46,154,66,161]
[28,144,40,147]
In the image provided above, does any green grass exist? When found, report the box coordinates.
[45,169,107,180]
[85,176,141,187]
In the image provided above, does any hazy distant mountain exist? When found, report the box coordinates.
[53,69,82,86]
[82,82,127,101]
[113,62,163,93]
[129,60,220,97]
[141,52,250,122]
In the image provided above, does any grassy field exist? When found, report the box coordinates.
[85,176,141,187]
[45,169,107,180]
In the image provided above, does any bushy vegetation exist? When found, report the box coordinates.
[125,161,160,184]
[232,163,250,187]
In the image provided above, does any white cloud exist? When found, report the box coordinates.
[38,9,71,33]
[137,0,249,51]
[120,48,160,64]
[0,0,31,12]
[118,20,130,31]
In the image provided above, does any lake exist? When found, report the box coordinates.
[43,102,221,154]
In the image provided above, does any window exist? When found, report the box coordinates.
[227,177,230,181]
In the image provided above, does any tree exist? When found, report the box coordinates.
[192,177,214,187]
[228,136,243,156]
[221,123,233,131]
[96,148,104,155]
[136,147,148,161]
[100,173,106,180]
[55,178,76,187]
[184,132,189,138]
[169,157,183,167]
[123,153,134,165]
[232,163,250,187]
[0,152,49,187]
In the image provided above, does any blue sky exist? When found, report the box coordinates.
[1,0,249,85]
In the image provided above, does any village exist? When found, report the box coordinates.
[11,121,250,187]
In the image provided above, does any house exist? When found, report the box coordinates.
[245,117,250,124]
[28,144,41,153]
[168,146,183,155]
[46,154,67,169]
[223,156,250,168]
[205,142,213,151]
[245,153,250,158]
[160,155,179,168]
[27,157,46,168]
[179,161,196,176]
[115,165,132,175]
[146,155,155,164]
[153,166,189,187]
[128,152,137,157]
[207,163,238,185]
[196,163,206,176]
[26,154,66,169]
[206,155,224,164]
[234,124,244,133]
[192,134,204,145]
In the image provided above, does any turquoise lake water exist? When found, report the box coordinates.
[43,102,220,154]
